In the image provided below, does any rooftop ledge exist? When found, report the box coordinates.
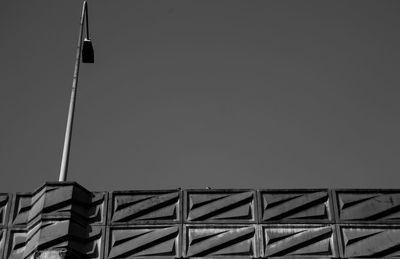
[0,182,399,258]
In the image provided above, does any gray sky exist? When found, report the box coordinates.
[1,1,400,192]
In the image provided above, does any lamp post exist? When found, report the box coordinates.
[59,1,94,182]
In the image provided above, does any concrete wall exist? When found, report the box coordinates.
[1,182,400,258]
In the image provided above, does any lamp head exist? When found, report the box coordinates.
[82,38,94,63]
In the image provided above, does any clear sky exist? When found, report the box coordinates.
[1,1,400,192]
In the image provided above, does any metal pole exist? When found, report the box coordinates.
[85,3,90,39]
[59,1,87,182]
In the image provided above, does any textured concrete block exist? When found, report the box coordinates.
[10,183,106,226]
[4,228,27,259]
[334,190,400,223]
[109,190,181,225]
[0,228,6,259]
[259,190,333,223]
[5,185,400,259]
[106,225,181,258]
[4,222,103,259]
[10,193,32,226]
[184,190,256,223]
[0,194,10,227]
[338,224,400,258]
[183,225,258,258]
[260,224,338,258]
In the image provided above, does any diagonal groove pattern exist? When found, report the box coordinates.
[186,227,255,257]
[187,191,254,222]
[109,227,179,258]
[262,191,330,221]
[112,192,180,223]
[265,227,333,257]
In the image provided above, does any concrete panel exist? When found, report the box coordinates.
[4,184,400,259]
[260,224,338,258]
[106,225,181,258]
[10,193,34,226]
[10,184,106,226]
[333,190,400,224]
[4,222,104,259]
[259,190,333,224]
[183,224,258,258]
[109,190,181,225]
[337,224,400,258]
[0,194,10,227]
[4,228,27,259]
[0,228,5,259]
[184,190,256,224]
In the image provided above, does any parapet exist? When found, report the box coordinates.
[1,182,400,258]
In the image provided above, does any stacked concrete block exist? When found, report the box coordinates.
[108,190,181,225]
[106,190,181,258]
[0,194,11,259]
[260,224,338,258]
[258,189,338,258]
[1,184,400,258]
[333,189,400,258]
[183,190,257,258]
[106,225,181,258]
[2,182,107,259]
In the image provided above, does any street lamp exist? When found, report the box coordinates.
[59,1,94,182]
